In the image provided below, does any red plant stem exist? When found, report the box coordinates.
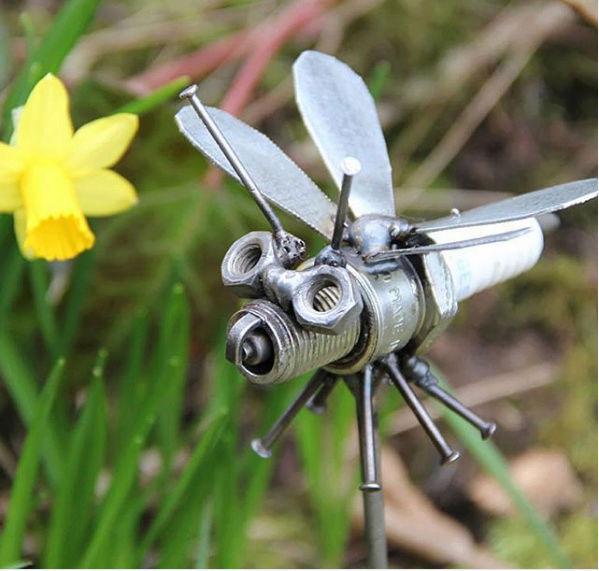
[125,30,253,94]
[220,0,333,116]
[204,0,335,187]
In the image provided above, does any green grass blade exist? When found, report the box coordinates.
[368,60,391,101]
[0,249,25,325]
[28,261,59,359]
[137,409,226,558]
[78,366,168,567]
[212,426,241,569]
[43,350,108,568]
[115,311,149,456]
[0,331,64,486]
[432,367,572,568]
[157,474,215,569]
[57,249,95,356]
[194,501,213,569]
[0,358,66,565]
[209,345,245,570]
[2,0,102,137]
[156,283,190,472]
[117,77,190,115]
[0,11,11,86]
[295,379,356,568]
[238,382,296,526]
[79,284,190,567]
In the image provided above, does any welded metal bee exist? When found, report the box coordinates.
[176,51,597,568]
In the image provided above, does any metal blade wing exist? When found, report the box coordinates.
[416,178,598,232]
[293,50,395,218]
[176,104,337,239]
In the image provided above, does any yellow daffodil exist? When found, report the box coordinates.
[0,73,138,261]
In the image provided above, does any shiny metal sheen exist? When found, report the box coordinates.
[226,299,360,384]
[416,178,598,232]
[323,252,426,374]
[294,51,395,218]
[176,104,337,239]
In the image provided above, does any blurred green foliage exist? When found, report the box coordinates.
[0,0,596,568]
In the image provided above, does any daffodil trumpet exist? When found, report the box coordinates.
[0,73,138,261]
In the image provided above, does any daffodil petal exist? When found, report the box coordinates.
[68,114,138,174]
[15,74,73,159]
[74,169,138,216]
[0,142,24,183]
[14,209,35,259]
[21,161,94,261]
[0,181,22,212]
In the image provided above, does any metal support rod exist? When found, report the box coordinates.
[351,367,387,569]
[357,365,381,491]
[402,356,496,440]
[179,85,285,236]
[362,484,387,569]
[383,355,460,465]
[251,369,328,458]
[331,157,361,251]
[306,373,338,414]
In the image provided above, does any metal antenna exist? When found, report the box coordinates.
[180,85,305,267]
[315,156,360,267]
[331,157,361,251]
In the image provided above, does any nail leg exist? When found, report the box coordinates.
[355,365,381,491]
[352,365,388,569]
[383,355,459,465]
[251,369,327,458]
[306,373,338,414]
[402,356,496,440]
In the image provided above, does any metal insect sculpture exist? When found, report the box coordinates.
[176,51,597,568]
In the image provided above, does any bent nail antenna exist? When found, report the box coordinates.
[179,85,285,236]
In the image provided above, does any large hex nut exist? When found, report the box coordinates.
[221,231,278,298]
[292,265,363,335]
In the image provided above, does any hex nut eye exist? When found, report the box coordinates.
[221,231,277,298]
[232,242,264,276]
[293,267,363,335]
[308,278,341,313]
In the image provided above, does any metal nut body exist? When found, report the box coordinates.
[312,251,426,374]
[221,231,277,298]
[262,263,363,334]
[224,240,458,385]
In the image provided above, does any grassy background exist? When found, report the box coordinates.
[0,0,596,568]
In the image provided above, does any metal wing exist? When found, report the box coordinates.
[176,105,337,239]
[415,178,598,232]
[293,50,395,218]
